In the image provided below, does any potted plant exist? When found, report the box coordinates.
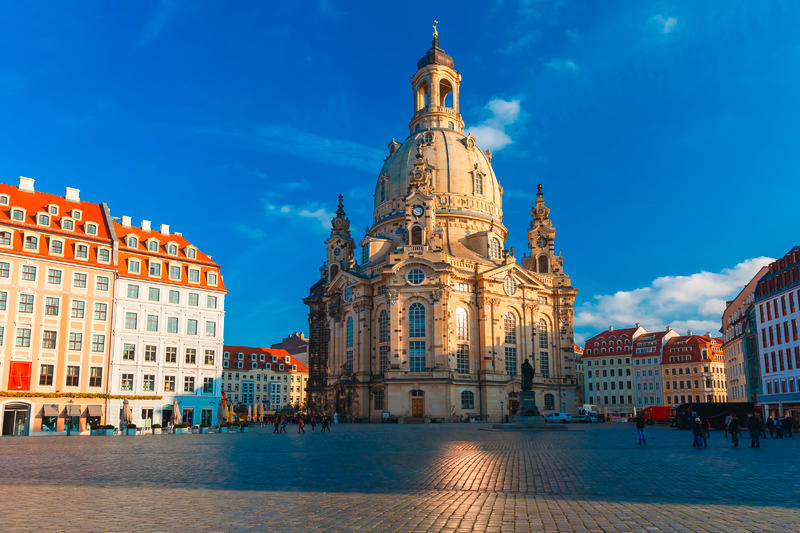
[101,424,115,436]
[125,424,137,436]
[152,423,162,435]
[174,423,190,434]
[219,422,229,434]
[199,423,209,434]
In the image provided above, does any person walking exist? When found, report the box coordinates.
[729,414,740,448]
[724,415,731,438]
[766,415,775,438]
[310,416,316,432]
[298,416,305,434]
[634,413,647,446]
[747,413,761,448]
[775,416,783,439]
[280,415,287,434]
[692,417,704,448]
[273,416,280,434]
[703,418,711,448]
[783,414,793,438]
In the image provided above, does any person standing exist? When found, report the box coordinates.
[775,416,783,439]
[766,415,775,438]
[783,414,793,438]
[729,414,740,448]
[693,417,704,448]
[273,416,280,434]
[634,413,646,446]
[724,415,731,438]
[747,413,761,448]
[298,416,305,434]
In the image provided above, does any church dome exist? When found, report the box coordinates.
[373,128,503,224]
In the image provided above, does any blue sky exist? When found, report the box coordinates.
[1,1,798,345]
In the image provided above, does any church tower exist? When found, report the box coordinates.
[325,195,355,280]
[524,184,563,275]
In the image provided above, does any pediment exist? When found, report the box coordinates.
[479,262,547,290]
[327,270,362,292]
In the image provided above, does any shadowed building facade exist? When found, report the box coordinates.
[305,33,578,422]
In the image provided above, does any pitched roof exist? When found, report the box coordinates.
[223,345,309,373]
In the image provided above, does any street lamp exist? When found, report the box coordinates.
[500,400,505,423]
[66,399,73,437]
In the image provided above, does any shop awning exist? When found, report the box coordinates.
[42,404,59,417]
[86,405,103,417]
[66,404,82,416]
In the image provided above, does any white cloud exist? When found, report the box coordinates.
[263,201,333,233]
[574,257,774,339]
[545,58,580,72]
[468,98,521,151]
[652,14,678,34]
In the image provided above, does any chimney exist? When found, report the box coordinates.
[687,330,693,336]
[121,216,132,228]
[141,220,151,232]
[18,176,35,192]
[65,187,80,202]
[160,224,170,235]
[666,326,672,331]
[608,325,614,331]
[705,331,710,337]
[174,232,182,236]
[635,322,641,328]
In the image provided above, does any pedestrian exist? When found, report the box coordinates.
[783,414,793,438]
[724,415,731,438]
[310,416,316,432]
[692,417,704,448]
[747,413,761,448]
[775,416,783,439]
[703,418,711,448]
[280,415,287,434]
[766,415,775,438]
[634,413,646,446]
[729,414,740,448]
[334,412,339,425]
[273,416,280,434]
[298,416,305,434]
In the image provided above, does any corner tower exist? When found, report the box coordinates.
[409,21,464,134]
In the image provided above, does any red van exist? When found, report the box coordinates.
[640,406,671,425]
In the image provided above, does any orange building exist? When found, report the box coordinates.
[0,177,116,435]
[661,333,727,405]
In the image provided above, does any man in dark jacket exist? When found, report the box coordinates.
[634,414,646,446]
[747,413,762,448]
[728,414,740,448]
[784,414,793,437]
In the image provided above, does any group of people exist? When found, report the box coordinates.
[269,414,337,434]
[724,412,794,448]
[764,414,794,439]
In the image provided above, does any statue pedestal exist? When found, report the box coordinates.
[517,391,546,426]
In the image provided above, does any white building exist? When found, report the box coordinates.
[107,217,226,427]
[632,328,677,408]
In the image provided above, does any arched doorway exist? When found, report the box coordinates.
[410,389,424,418]
[2,402,31,436]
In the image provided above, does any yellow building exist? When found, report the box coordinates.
[0,178,116,435]
[222,346,308,411]
[305,32,578,422]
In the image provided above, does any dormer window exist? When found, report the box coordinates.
[259,354,265,361]
[75,244,88,259]
[85,223,97,235]
[148,261,161,277]
[11,209,24,222]
[237,352,243,360]
[223,351,229,359]
[279,364,284,371]
[37,214,49,226]
[127,236,138,248]
[251,362,257,369]
[98,249,110,262]
[48,205,58,215]
[0,195,9,205]
[284,356,290,363]
[72,209,81,220]
[473,173,483,195]
[250,353,257,360]
[207,272,218,285]
[188,269,200,282]
[186,247,196,259]
[50,239,63,254]
[128,259,140,273]
[148,240,158,252]
[167,244,178,255]
[272,355,277,362]
[62,219,74,231]
[24,235,38,250]
[0,231,11,246]
[168,265,180,280]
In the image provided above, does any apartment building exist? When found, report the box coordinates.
[661,334,726,405]
[632,328,678,408]
[222,345,308,411]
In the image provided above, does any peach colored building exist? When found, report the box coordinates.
[0,177,116,436]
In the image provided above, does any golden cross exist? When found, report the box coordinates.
[433,20,438,39]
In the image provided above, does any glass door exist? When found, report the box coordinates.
[2,404,30,436]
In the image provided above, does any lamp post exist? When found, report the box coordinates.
[500,400,504,424]
[66,399,73,436]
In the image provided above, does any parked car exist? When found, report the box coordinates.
[543,412,572,423]
[573,414,600,423]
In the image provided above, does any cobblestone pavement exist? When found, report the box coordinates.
[2,423,800,532]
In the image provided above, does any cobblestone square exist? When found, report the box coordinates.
[2,423,799,532]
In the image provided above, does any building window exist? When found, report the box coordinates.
[346,317,354,347]
[168,244,178,255]
[49,238,64,254]
[409,340,426,372]
[96,276,109,291]
[457,344,470,374]
[125,312,138,329]
[66,366,80,387]
[188,293,199,306]
[504,313,516,344]
[0,262,8,277]
[16,327,31,347]
[489,238,502,259]
[0,232,10,245]
[544,393,555,411]
[538,320,548,349]
[91,334,105,353]
[0,291,6,311]
[85,223,97,234]
[47,269,61,284]
[24,235,38,250]
[189,269,200,282]
[205,350,215,365]
[149,262,161,276]
[207,295,218,308]
[121,373,133,391]
[42,330,57,349]
[68,332,82,350]
[187,247,196,259]
[164,375,175,392]
[345,350,353,373]
[473,173,483,195]
[505,346,517,376]
[97,248,109,262]
[147,240,158,252]
[184,376,195,393]
[11,209,24,221]
[144,345,157,361]
[374,389,385,411]
[185,348,197,364]
[167,265,180,279]
[19,294,34,313]
[94,303,107,320]
[379,345,390,374]
[206,321,216,336]
[165,346,177,363]
[123,343,135,361]
[73,273,87,288]
[203,377,214,393]
[70,300,85,318]
[456,307,468,340]
[148,287,160,301]
[461,390,475,409]
[39,364,54,386]
[146,314,158,332]
[187,319,198,335]
[168,290,180,304]
[407,268,425,285]
[208,273,218,285]
[128,259,140,273]
[408,303,425,337]
[167,316,178,333]
[142,374,155,391]
[75,244,88,258]
[22,265,36,281]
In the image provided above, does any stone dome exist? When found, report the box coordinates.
[373,128,503,225]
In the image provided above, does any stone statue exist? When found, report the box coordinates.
[521,358,534,392]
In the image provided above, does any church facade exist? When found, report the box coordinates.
[304,33,578,422]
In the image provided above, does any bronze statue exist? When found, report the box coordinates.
[521,358,534,392]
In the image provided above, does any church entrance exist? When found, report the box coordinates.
[410,390,424,417]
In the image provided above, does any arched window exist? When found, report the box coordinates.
[346,317,354,348]
[439,79,453,107]
[539,319,550,378]
[329,264,339,279]
[461,390,474,409]
[408,303,425,337]
[379,180,386,202]
[378,310,390,343]
[473,173,483,195]
[504,313,516,345]
[539,320,548,349]
[410,226,423,245]
[25,236,38,249]
[489,238,502,259]
[538,255,549,273]
[504,312,517,376]
[456,307,468,340]
[0,231,10,245]
[544,393,555,411]
[416,80,429,111]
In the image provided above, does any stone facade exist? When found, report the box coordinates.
[305,36,578,422]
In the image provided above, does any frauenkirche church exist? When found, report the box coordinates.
[305,28,578,422]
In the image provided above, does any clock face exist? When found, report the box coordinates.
[412,206,424,217]
[537,237,547,248]
[334,247,341,257]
